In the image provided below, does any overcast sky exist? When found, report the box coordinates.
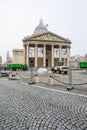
[0,0,87,63]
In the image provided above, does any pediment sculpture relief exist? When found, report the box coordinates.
[31,34,65,42]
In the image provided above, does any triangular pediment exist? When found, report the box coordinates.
[27,32,71,43]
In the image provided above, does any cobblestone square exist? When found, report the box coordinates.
[0,78,87,130]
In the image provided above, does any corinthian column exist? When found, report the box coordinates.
[52,45,54,67]
[23,45,26,64]
[59,45,62,61]
[26,45,29,66]
[43,44,46,67]
[35,44,37,67]
[25,45,27,64]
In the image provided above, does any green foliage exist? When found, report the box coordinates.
[8,64,28,70]
[51,67,55,71]
[22,64,28,70]
[57,61,64,66]
[79,62,87,68]
[8,64,22,69]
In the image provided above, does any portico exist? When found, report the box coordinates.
[23,43,70,67]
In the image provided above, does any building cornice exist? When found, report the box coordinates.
[22,31,71,44]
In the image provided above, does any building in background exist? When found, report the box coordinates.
[70,55,87,68]
[0,56,2,64]
[13,19,71,67]
[13,49,24,64]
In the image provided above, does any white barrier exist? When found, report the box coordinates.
[48,76,54,85]
[35,75,39,83]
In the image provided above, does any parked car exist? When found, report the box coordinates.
[51,66,68,74]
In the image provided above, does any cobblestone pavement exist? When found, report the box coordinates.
[0,79,87,130]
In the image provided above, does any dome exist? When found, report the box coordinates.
[33,19,48,35]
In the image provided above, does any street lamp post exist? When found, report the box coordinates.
[28,63,35,84]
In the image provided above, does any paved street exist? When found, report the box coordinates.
[0,79,87,130]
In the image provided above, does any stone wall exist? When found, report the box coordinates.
[13,49,24,64]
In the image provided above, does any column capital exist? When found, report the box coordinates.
[35,44,38,46]
[67,45,71,48]
[59,45,62,47]
[26,41,29,45]
[43,44,46,47]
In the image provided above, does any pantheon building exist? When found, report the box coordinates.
[13,19,71,67]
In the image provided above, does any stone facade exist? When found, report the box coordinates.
[23,19,71,67]
[13,19,71,67]
[13,49,24,64]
